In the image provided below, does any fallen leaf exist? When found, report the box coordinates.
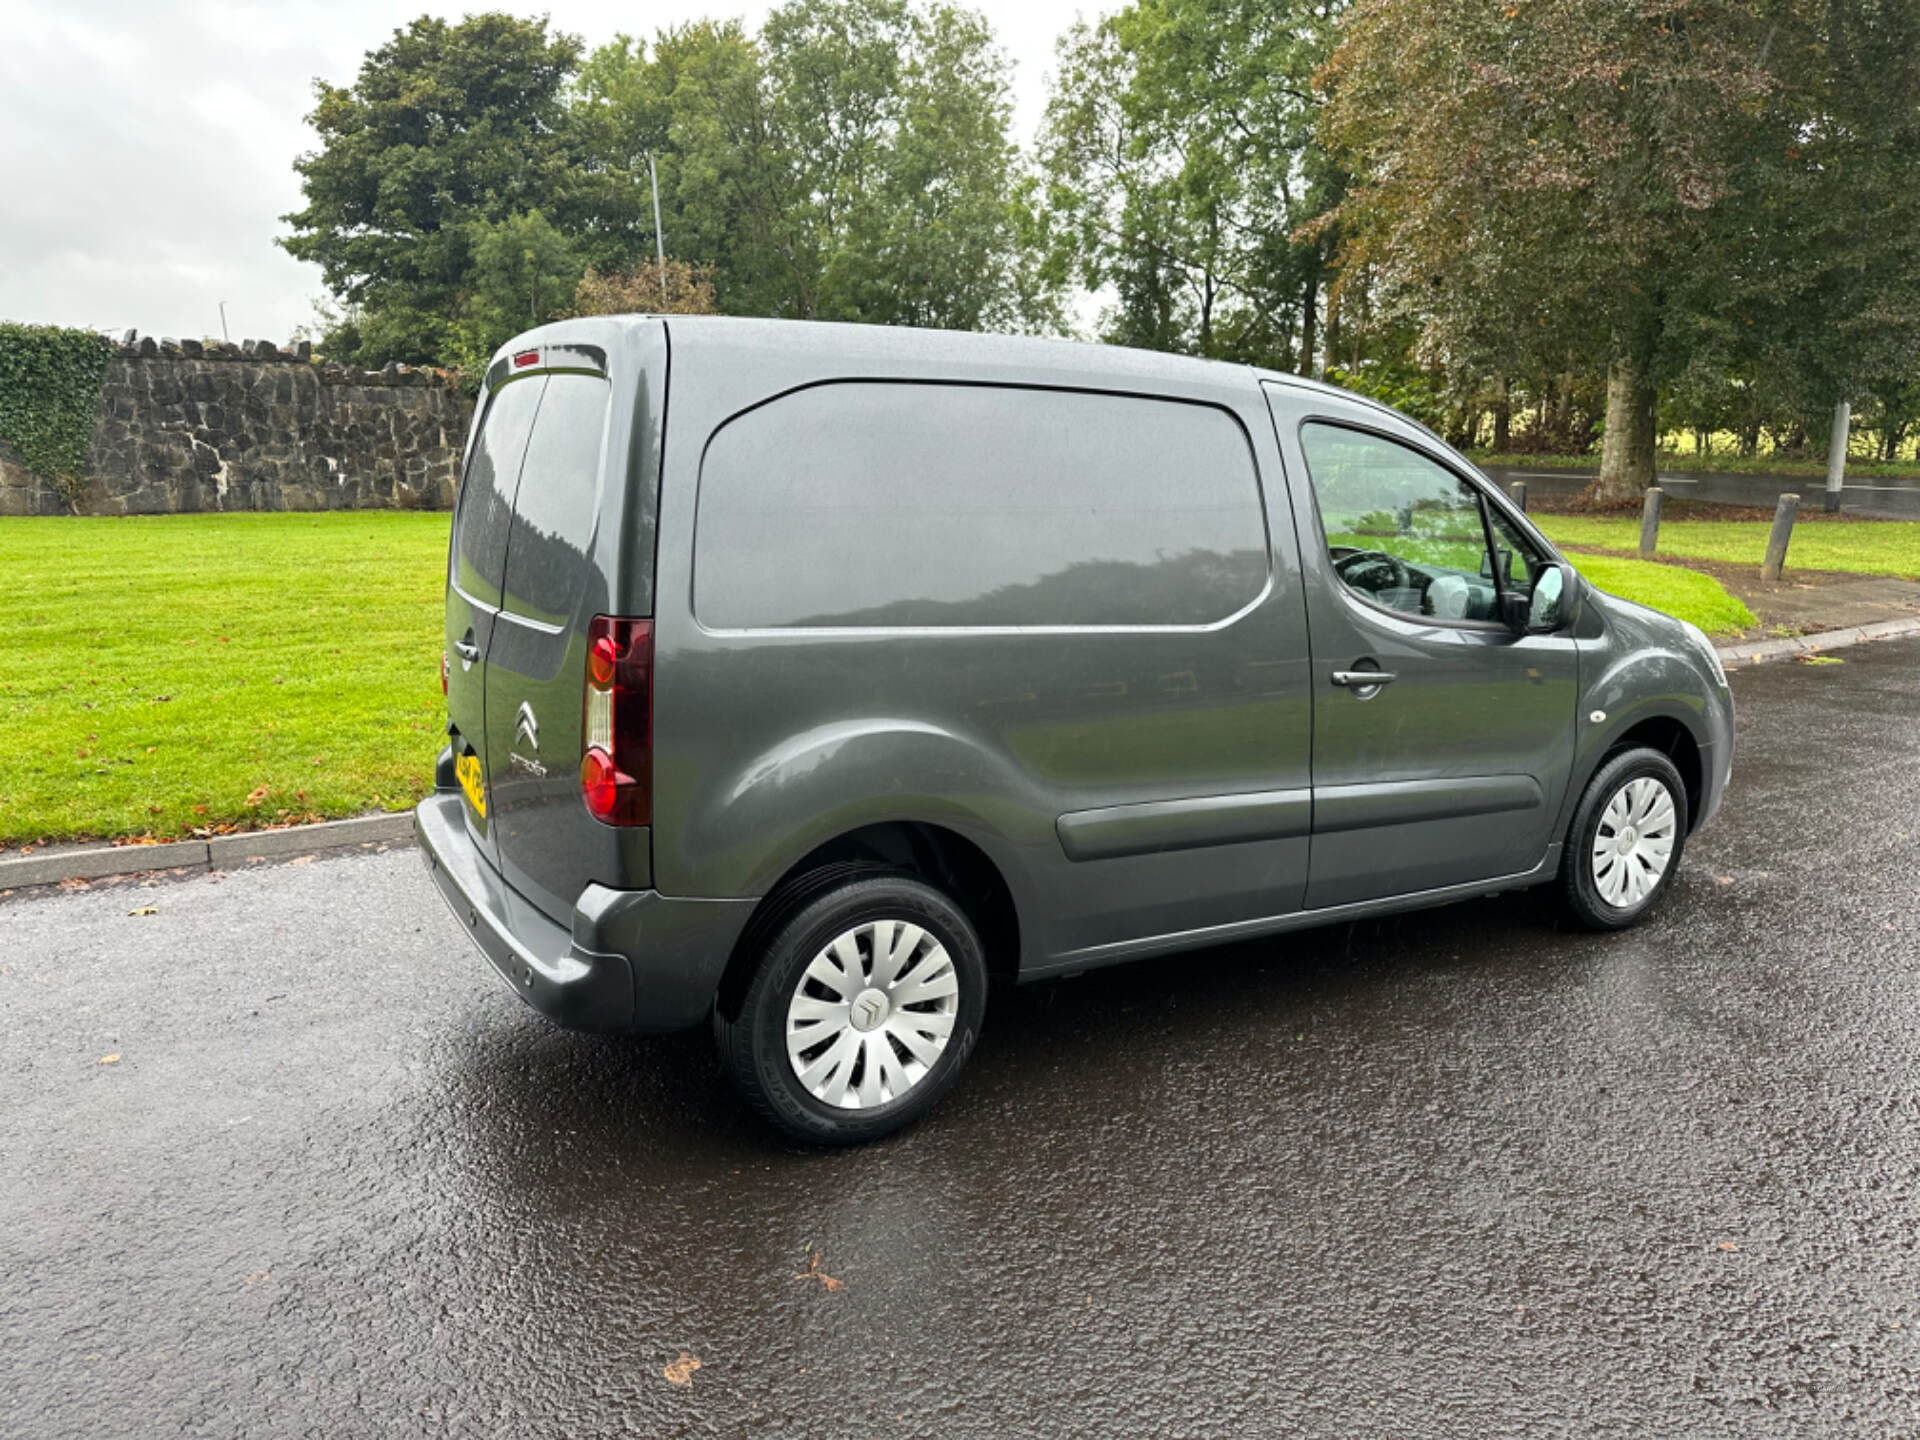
[127,906,157,916]
[244,786,270,806]
[244,1270,270,1286]
[794,1250,844,1292]
[288,855,315,866]
[1714,876,1734,885]
[1717,1240,1739,1252]
[99,1054,121,1065]
[662,1352,702,1387]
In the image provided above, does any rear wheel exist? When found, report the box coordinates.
[715,873,987,1145]
[1558,746,1690,931]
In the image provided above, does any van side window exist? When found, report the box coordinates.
[694,383,1269,629]
[1300,423,1511,624]
[501,375,610,626]
[452,377,545,609]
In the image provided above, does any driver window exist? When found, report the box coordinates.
[1300,423,1500,623]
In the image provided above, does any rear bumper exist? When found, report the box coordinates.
[414,792,756,1034]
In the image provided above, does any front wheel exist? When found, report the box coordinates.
[1558,747,1690,931]
[714,873,988,1145]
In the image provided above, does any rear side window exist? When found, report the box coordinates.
[694,383,1268,628]
[452,377,544,608]
[501,375,611,626]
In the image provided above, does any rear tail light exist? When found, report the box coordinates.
[441,649,449,695]
[580,615,652,825]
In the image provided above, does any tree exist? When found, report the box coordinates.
[570,0,1048,331]
[442,210,585,378]
[281,14,583,369]
[1321,0,1779,502]
[1040,0,1343,365]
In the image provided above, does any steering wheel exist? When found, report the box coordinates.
[1334,548,1417,597]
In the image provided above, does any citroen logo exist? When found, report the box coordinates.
[514,701,539,750]
[850,989,890,1032]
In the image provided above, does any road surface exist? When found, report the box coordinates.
[4,640,1918,1438]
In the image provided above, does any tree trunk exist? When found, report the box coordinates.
[1297,265,1319,379]
[1492,376,1511,452]
[1321,278,1342,379]
[1591,350,1658,505]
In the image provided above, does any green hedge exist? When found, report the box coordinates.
[0,323,116,500]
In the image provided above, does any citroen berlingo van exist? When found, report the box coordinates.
[416,316,1735,1144]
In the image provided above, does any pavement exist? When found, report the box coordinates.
[4,639,1919,1439]
[1480,462,1920,520]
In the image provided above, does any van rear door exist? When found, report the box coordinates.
[445,374,545,866]
[482,369,621,920]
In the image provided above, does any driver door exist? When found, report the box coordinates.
[1263,394,1580,909]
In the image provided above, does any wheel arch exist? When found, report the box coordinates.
[714,820,1024,1023]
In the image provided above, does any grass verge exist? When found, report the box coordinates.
[0,511,1765,847]
[1558,552,1756,635]
[1536,516,1920,580]
[0,513,447,847]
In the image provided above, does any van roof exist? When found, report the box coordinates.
[502,313,1431,440]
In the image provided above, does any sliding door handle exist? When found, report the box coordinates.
[1331,669,1398,688]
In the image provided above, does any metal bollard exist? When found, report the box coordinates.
[1639,486,1664,558]
[1762,493,1799,581]
[1508,480,1527,512]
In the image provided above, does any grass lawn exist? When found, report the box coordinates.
[1559,552,1756,634]
[1536,515,1920,580]
[0,513,448,847]
[0,511,1761,848]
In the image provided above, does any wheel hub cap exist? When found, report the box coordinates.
[1591,777,1677,909]
[785,918,962,1111]
[849,988,890,1032]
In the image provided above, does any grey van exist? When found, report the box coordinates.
[416,316,1734,1144]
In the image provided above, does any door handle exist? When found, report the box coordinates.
[1331,669,1397,689]
[453,638,479,663]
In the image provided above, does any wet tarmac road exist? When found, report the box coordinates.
[4,641,1918,1439]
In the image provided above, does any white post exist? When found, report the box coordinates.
[1825,399,1851,513]
[648,153,668,309]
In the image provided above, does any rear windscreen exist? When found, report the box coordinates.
[452,377,544,608]
[501,375,611,626]
[693,382,1269,629]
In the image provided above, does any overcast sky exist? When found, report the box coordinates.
[0,0,1094,343]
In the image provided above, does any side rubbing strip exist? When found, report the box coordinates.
[1311,775,1543,836]
[1057,789,1312,863]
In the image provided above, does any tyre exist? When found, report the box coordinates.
[714,872,988,1145]
[1558,746,1690,931]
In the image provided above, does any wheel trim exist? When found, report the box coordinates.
[786,918,960,1110]
[1590,775,1678,909]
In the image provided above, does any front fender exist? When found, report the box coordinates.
[1558,595,1734,837]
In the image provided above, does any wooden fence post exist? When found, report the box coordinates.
[1762,493,1799,581]
[1639,487,1664,558]
[1508,480,1527,512]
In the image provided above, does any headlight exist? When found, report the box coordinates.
[1682,620,1728,688]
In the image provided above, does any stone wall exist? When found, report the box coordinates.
[0,334,474,516]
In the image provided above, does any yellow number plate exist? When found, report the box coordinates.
[455,750,487,818]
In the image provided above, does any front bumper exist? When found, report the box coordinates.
[414,791,756,1034]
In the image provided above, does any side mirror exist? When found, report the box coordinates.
[1526,563,1571,633]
